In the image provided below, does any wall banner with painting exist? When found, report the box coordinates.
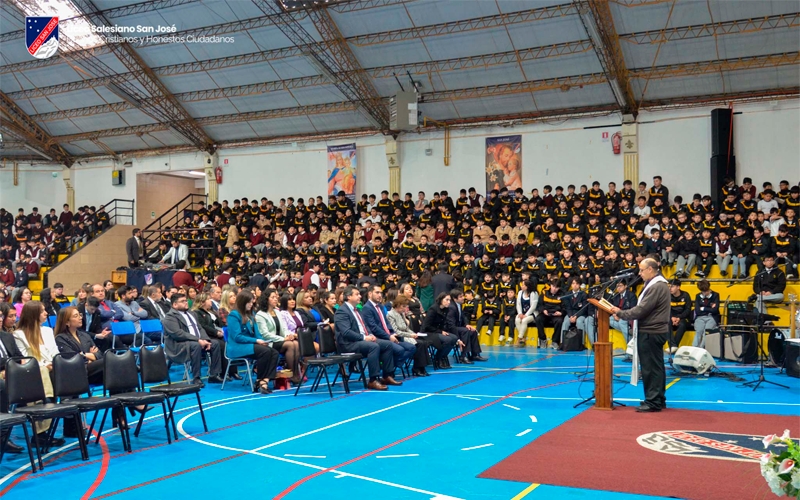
[485,135,522,194]
[327,143,357,203]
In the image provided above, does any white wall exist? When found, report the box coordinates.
[2,99,797,218]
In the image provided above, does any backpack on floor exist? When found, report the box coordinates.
[561,328,585,352]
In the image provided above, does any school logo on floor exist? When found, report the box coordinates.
[26,17,59,59]
[637,431,798,462]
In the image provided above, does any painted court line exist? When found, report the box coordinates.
[456,395,480,401]
[516,429,532,437]
[511,483,540,499]
[375,454,419,459]
[284,454,326,459]
[461,443,494,451]
[503,404,520,410]
[666,377,681,390]
[529,415,538,423]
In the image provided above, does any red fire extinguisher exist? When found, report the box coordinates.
[611,132,622,154]
[214,166,223,185]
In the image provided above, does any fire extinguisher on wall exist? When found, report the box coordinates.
[611,132,622,154]
[214,166,223,184]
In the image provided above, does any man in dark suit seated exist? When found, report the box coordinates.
[0,305,25,453]
[79,296,113,352]
[140,286,169,321]
[334,286,397,391]
[447,289,487,363]
[162,293,223,385]
[361,285,414,376]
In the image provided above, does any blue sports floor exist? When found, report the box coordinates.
[1,348,798,500]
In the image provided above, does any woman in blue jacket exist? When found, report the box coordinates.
[226,290,279,394]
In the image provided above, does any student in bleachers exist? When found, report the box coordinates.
[752,255,787,313]
[535,280,565,349]
[692,280,720,349]
[667,279,692,353]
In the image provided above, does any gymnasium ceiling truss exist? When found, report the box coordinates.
[0,0,797,161]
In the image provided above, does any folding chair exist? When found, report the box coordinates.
[140,319,164,345]
[110,321,138,351]
[100,350,172,449]
[46,316,57,328]
[52,354,122,451]
[220,327,255,391]
[0,413,36,472]
[6,357,88,470]
[140,346,207,441]
[293,328,347,398]
[319,324,366,390]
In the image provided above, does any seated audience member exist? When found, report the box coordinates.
[361,285,413,379]
[140,285,168,320]
[226,291,279,394]
[13,301,64,444]
[334,286,397,390]
[753,255,787,313]
[51,283,71,310]
[421,292,459,369]
[447,289,485,363]
[173,260,200,289]
[255,289,301,384]
[162,293,223,386]
[193,292,240,380]
[12,287,32,317]
[514,279,538,346]
[692,280,720,348]
[54,306,103,385]
[277,293,305,335]
[387,294,430,377]
[0,303,26,452]
[667,279,692,353]
[561,277,588,340]
[78,296,113,352]
[114,285,151,343]
[608,281,635,342]
[535,280,565,349]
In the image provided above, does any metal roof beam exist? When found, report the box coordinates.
[629,51,799,80]
[621,12,800,44]
[1,2,576,74]
[70,0,215,152]
[253,0,390,130]
[28,41,594,120]
[581,0,638,115]
[0,91,73,165]
[0,0,199,43]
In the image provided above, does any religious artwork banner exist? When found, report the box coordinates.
[485,135,522,194]
[327,143,357,203]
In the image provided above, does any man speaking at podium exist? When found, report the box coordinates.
[610,258,670,413]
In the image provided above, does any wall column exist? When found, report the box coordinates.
[385,137,400,194]
[62,166,75,209]
[204,152,219,204]
[622,122,639,186]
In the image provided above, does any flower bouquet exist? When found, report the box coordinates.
[761,430,800,498]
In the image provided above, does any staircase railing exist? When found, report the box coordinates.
[141,193,207,254]
[43,199,135,287]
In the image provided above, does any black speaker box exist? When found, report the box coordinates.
[711,108,734,157]
[786,340,800,378]
[710,155,736,205]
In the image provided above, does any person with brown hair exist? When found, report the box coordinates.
[12,301,63,445]
[54,306,103,385]
[387,294,430,377]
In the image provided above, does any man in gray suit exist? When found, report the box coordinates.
[162,293,223,385]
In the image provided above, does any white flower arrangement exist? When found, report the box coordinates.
[761,430,800,498]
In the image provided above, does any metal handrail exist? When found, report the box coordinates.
[43,198,135,287]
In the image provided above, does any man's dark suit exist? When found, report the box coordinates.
[78,304,112,352]
[361,300,414,371]
[446,302,481,359]
[432,272,456,301]
[125,236,142,267]
[334,304,394,381]
[141,298,169,320]
[0,331,23,413]
[162,308,222,380]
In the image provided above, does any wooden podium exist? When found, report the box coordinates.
[588,298,613,410]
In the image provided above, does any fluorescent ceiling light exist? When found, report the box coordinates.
[107,82,143,107]
[14,0,105,51]
[185,170,206,177]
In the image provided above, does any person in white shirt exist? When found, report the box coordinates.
[757,190,779,215]
[644,215,660,237]
[13,301,63,440]
[633,196,651,218]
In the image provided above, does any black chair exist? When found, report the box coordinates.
[140,346,208,441]
[101,350,172,448]
[293,328,347,398]
[52,354,123,451]
[318,324,366,391]
[0,413,37,473]
[5,357,88,470]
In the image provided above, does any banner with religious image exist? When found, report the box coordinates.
[485,135,522,194]
[327,143,357,203]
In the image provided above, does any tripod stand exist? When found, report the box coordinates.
[741,269,789,391]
